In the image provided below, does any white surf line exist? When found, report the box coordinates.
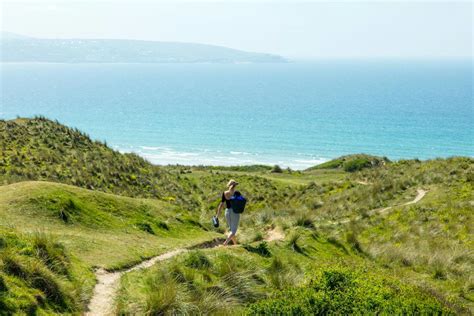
[316,189,428,227]
[85,239,224,316]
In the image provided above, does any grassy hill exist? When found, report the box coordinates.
[0,181,219,314]
[0,117,472,314]
[305,153,389,172]
[0,117,201,208]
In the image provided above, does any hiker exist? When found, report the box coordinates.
[216,179,240,245]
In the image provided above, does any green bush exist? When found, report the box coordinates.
[271,165,283,173]
[343,158,371,172]
[135,222,155,235]
[307,154,389,171]
[247,267,452,315]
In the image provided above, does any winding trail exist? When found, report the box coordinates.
[403,189,427,205]
[86,231,286,316]
[85,240,223,316]
[375,189,427,216]
[317,189,428,227]
[85,190,427,315]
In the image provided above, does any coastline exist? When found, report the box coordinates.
[114,145,329,170]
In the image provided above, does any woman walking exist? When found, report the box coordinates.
[216,179,240,245]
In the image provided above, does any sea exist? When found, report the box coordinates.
[1,60,472,169]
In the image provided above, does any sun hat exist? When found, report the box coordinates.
[227,179,238,187]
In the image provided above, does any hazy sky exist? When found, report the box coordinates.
[1,0,472,58]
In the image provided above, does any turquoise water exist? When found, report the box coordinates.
[1,60,472,169]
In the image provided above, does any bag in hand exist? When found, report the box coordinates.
[212,216,219,227]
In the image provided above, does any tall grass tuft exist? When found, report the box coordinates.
[197,286,238,315]
[287,232,304,254]
[295,214,315,229]
[143,273,197,315]
[345,232,364,254]
[27,261,73,309]
[184,250,212,269]
[266,256,299,290]
[220,270,265,303]
[31,233,70,276]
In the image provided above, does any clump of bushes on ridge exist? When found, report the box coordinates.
[247,267,452,315]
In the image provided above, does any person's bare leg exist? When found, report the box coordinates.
[224,232,235,245]
[231,235,237,245]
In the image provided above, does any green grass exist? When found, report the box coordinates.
[114,156,473,314]
[116,228,454,315]
[354,184,473,310]
[1,118,473,314]
[0,181,219,270]
[0,117,198,208]
[0,181,219,314]
[0,228,94,314]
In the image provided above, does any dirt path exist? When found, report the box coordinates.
[317,189,428,227]
[376,189,427,215]
[403,189,427,205]
[86,190,426,315]
[85,239,223,316]
[265,227,285,242]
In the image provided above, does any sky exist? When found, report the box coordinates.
[1,0,472,59]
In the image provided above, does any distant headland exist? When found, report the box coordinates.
[0,32,287,64]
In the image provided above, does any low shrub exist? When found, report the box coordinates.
[157,221,169,230]
[247,267,452,315]
[343,158,371,172]
[271,165,283,173]
[345,232,364,254]
[135,222,155,235]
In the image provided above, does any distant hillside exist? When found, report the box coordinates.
[0,117,199,207]
[1,31,33,40]
[0,32,286,63]
[307,154,389,172]
[0,117,295,212]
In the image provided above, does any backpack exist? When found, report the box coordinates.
[230,191,247,214]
